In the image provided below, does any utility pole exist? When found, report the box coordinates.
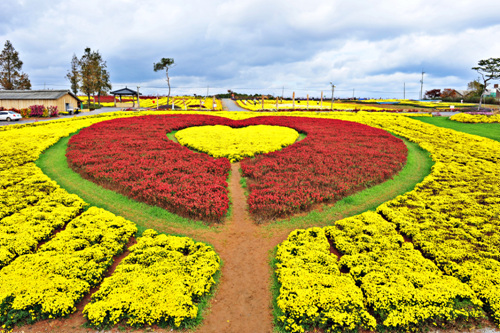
[137,86,140,108]
[404,82,406,99]
[352,88,355,99]
[419,70,425,100]
[330,82,335,111]
[282,86,284,101]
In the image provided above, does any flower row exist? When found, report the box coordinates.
[84,229,220,328]
[236,99,387,111]
[175,124,299,162]
[81,95,224,111]
[331,212,484,330]
[276,212,484,332]
[0,188,86,268]
[450,113,500,123]
[358,99,476,109]
[370,119,500,325]
[0,207,137,330]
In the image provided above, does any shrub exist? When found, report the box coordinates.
[48,106,58,117]
[28,105,45,117]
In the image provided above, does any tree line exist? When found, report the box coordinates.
[66,48,111,106]
[0,41,111,107]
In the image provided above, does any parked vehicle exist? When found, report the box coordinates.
[61,108,80,116]
[0,111,22,121]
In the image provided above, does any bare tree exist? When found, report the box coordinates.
[0,40,31,90]
[154,58,174,108]
[472,58,500,109]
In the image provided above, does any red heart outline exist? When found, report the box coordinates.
[67,115,407,223]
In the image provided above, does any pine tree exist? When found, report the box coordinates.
[154,58,174,108]
[472,58,500,108]
[66,54,80,94]
[0,40,31,90]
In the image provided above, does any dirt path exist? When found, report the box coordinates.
[196,163,274,333]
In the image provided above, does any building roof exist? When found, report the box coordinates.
[0,89,81,101]
[110,87,140,96]
[454,90,471,96]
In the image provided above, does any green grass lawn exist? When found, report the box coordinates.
[414,116,500,142]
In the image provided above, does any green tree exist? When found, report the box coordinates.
[79,47,111,107]
[96,66,111,105]
[0,40,31,90]
[66,54,80,94]
[467,79,484,97]
[154,58,174,108]
[472,58,500,108]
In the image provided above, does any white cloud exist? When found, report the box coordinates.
[1,0,499,97]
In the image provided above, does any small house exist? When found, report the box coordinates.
[0,90,81,111]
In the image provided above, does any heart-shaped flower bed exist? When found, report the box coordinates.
[67,115,407,222]
[175,125,299,162]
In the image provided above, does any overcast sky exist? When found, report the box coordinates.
[1,0,499,98]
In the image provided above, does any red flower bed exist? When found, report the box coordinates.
[239,117,408,220]
[66,115,407,222]
[67,115,232,222]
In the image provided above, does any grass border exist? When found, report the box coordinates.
[36,131,218,236]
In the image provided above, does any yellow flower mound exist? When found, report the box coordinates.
[83,229,220,328]
[0,207,137,326]
[275,212,485,332]
[450,113,500,123]
[175,125,300,162]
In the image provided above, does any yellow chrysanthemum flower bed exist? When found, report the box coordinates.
[0,113,223,332]
[1,110,500,331]
[236,99,387,111]
[83,229,220,328]
[276,212,485,332]
[274,112,500,331]
[0,207,137,329]
[80,96,224,111]
[175,125,299,162]
[0,188,86,268]
[450,113,500,123]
